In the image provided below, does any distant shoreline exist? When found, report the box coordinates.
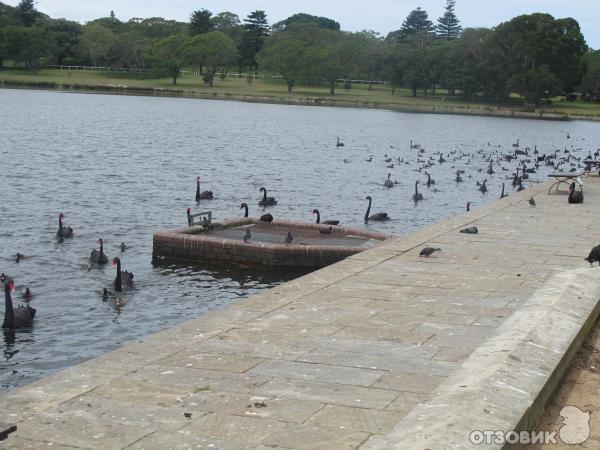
[1,79,594,122]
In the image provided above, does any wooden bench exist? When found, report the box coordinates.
[583,160,600,174]
[547,172,584,195]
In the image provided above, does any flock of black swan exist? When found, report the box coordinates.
[3,134,595,331]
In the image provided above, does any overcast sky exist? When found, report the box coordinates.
[6,0,600,48]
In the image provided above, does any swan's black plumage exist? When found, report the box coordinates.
[413,181,423,202]
[2,276,35,329]
[112,257,134,292]
[585,245,600,266]
[568,182,584,204]
[260,213,273,223]
[258,187,277,206]
[90,238,108,265]
[364,196,389,222]
[56,213,73,240]
[195,177,213,200]
[312,209,339,225]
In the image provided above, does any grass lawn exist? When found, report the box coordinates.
[1,68,599,119]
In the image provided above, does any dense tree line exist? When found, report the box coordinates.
[0,0,598,106]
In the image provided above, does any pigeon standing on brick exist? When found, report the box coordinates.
[420,247,441,257]
[460,226,478,234]
[585,245,600,266]
[243,228,251,243]
[285,232,293,244]
[529,197,536,207]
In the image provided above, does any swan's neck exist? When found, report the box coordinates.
[244,205,248,217]
[115,261,122,290]
[315,211,320,224]
[415,183,419,194]
[262,189,267,200]
[365,200,371,222]
[100,241,104,257]
[58,216,63,232]
[3,286,14,329]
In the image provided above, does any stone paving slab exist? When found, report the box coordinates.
[1,178,600,449]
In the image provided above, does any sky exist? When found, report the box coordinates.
[5,0,600,48]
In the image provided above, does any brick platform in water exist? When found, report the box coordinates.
[1,178,600,449]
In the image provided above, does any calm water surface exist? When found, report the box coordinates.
[0,88,598,392]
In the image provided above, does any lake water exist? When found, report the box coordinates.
[0,88,598,392]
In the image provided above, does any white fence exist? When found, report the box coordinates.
[41,65,389,85]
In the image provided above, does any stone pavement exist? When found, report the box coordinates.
[1,178,600,449]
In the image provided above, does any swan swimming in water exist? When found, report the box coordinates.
[258,187,277,206]
[195,176,214,201]
[413,181,423,202]
[90,238,108,265]
[112,257,134,292]
[2,275,35,329]
[364,196,389,222]
[312,209,339,226]
[56,213,73,240]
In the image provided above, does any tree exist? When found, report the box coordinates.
[212,12,240,32]
[3,25,56,72]
[189,9,214,36]
[437,0,462,40]
[127,17,187,40]
[152,34,188,84]
[392,31,436,96]
[391,7,434,40]
[45,19,81,64]
[185,31,236,86]
[17,0,37,27]
[318,30,358,95]
[454,28,494,100]
[78,24,116,66]
[272,13,340,32]
[581,51,600,100]
[258,23,320,92]
[238,10,269,73]
[356,31,390,91]
[486,14,587,105]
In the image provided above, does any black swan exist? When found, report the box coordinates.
[312,209,339,225]
[455,171,463,183]
[240,203,249,218]
[285,232,294,244]
[479,179,488,194]
[23,288,32,300]
[258,187,277,206]
[585,245,600,266]
[56,213,73,240]
[336,136,345,147]
[384,173,394,188]
[420,247,441,257]
[487,161,494,175]
[500,183,507,199]
[244,228,251,243]
[120,242,128,252]
[413,181,423,202]
[90,238,108,265]
[195,176,214,201]
[112,257,134,292]
[364,196,389,222]
[260,213,273,223]
[15,253,24,263]
[426,173,435,187]
[2,276,35,329]
[568,182,584,204]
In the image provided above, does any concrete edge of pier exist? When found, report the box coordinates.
[361,267,600,449]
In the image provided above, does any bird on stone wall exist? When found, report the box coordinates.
[243,228,251,243]
[585,245,600,266]
[285,232,293,244]
[420,247,441,257]
[529,197,536,207]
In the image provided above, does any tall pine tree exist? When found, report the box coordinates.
[399,7,434,38]
[18,0,38,27]
[436,0,462,40]
[238,10,269,73]
[189,9,214,36]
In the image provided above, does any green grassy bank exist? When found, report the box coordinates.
[1,68,599,121]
